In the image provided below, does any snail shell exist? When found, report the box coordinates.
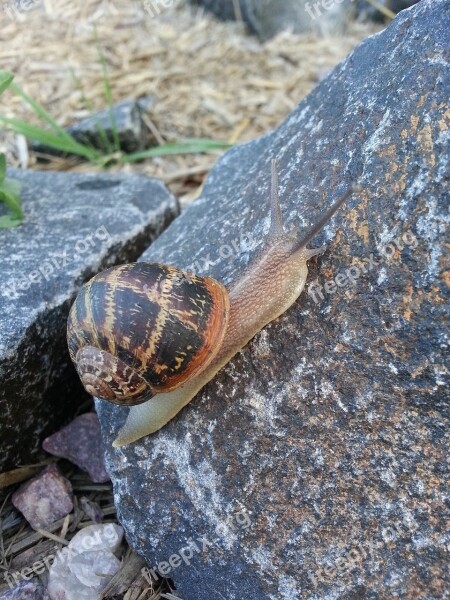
[67,262,230,405]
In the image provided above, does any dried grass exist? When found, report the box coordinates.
[0,0,380,204]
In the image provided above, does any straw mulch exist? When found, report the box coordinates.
[0,2,381,598]
[0,0,380,204]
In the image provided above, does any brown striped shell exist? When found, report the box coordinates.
[67,263,230,406]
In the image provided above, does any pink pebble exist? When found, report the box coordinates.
[12,464,73,531]
[43,413,109,483]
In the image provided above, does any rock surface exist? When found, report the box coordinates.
[0,169,178,471]
[97,1,449,599]
[11,464,73,530]
[43,413,109,483]
[190,0,351,39]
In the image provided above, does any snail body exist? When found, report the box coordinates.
[68,161,359,447]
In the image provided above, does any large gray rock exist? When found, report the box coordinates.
[190,0,352,39]
[97,1,449,598]
[0,169,178,471]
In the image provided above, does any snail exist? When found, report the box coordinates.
[67,160,360,447]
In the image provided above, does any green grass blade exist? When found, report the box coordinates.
[0,154,6,182]
[95,35,120,153]
[0,214,22,228]
[0,115,101,160]
[9,81,76,144]
[364,0,395,19]
[0,178,24,227]
[123,139,233,162]
[2,177,22,201]
[69,67,113,154]
[0,71,14,95]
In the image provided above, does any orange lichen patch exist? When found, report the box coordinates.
[382,338,411,361]
[411,363,429,379]
[425,285,446,306]
[401,286,428,323]
[378,146,409,195]
[442,271,450,287]
[347,207,369,244]
[437,108,450,131]
[384,162,398,181]
[417,95,426,109]
[383,144,397,157]
[410,114,420,135]
[392,171,408,196]
[320,267,334,279]
[401,128,408,139]
[417,123,436,167]
[402,282,414,322]
[344,289,357,301]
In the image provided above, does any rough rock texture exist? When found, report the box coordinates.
[43,413,110,483]
[190,0,352,39]
[11,464,73,530]
[97,2,449,599]
[0,169,178,471]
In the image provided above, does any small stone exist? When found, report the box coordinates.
[47,523,124,600]
[0,580,47,600]
[68,523,123,554]
[79,497,104,523]
[11,464,73,531]
[66,98,154,153]
[43,413,110,483]
[32,97,157,157]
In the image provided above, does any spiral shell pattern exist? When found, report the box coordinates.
[67,262,230,405]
